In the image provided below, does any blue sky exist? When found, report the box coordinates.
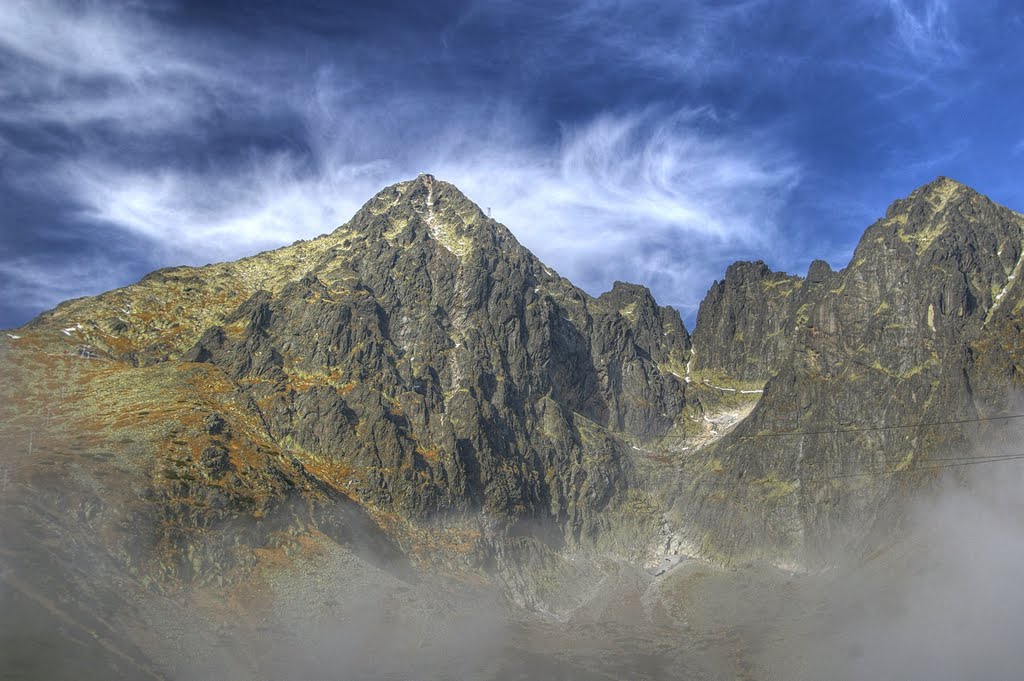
[1,0,1023,328]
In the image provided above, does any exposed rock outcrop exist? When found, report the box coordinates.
[674,177,1024,567]
[5,174,1023,589]
[9,175,696,596]
[691,260,805,381]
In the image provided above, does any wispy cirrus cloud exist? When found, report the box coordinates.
[433,109,799,313]
[0,0,226,133]
[0,253,136,313]
[885,0,963,66]
[0,0,803,325]
[53,152,393,259]
[2,0,1019,330]
[457,0,771,83]
[0,0,189,79]
[51,100,799,316]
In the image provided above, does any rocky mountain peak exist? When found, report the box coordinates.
[597,280,658,311]
[7,173,1023,603]
[349,173,508,262]
[723,259,772,283]
[690,260,804,381]
[676,176,1024,567]
[13,174,697,563]
[806,259,833,284]
[4,173,1024,677]
[881,175,988,234]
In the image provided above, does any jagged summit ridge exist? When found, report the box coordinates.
[15,174,694,583]
[886,175,971,218]
[354,173,511,261]
[28,175,546,362]
[675,174,1024,566]
[6,173,1023,583]
[173,169,693,530]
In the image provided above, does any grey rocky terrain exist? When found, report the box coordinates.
[2,174,1022,679]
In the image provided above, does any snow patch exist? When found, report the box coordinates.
[986,246,1024,323]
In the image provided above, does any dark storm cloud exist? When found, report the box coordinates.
[1,0,1022,327]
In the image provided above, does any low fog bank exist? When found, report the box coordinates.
[813,457,1024,681]
[161,544,521,681]
[727,424,1024,681]
[180,444,1024,681]
[4,417,1024,681]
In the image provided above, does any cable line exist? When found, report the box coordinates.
[658,413,1024,442]
[683,453,1024,490]
[796,453,1024,484]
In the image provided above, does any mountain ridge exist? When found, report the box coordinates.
[3,172,1024,678]
[674,174,1024,565]
[4,174,701,607]
[3,172,1023,590]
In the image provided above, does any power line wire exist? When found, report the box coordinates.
[658,413,1024,442]
[797,453,1024,484]
[684,453,1024,490]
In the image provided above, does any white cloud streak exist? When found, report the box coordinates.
[55,153,395,259]
[0,0,187,80]
[21,0,981,324]
[481,0,771,83]
[0,1,806,322]
[0,0,226,132]
[886,0,963,66]
[50,98,799,316]
[433,110,799,313]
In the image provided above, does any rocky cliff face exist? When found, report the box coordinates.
[173,176,692,545]
[672,177,1024,567]
[690,259,807,382]
[3,174,1022,610]
[4,175,694,602]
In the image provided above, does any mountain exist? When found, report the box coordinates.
[1,174,1022,677]
[676,176,1024,565]
[1,174,694,605]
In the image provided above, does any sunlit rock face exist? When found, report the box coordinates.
[674,177,1024,567]
[176,175,693,548]
[2,175,1023,678]
[4,174,695,601]
[691,259,805,382]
